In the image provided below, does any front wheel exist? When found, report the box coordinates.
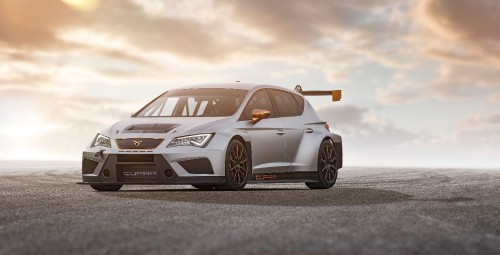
[90,184,122,191]
[217,139,249,191]
[306,139,338,189]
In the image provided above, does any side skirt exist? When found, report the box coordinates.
[77,176,226,185]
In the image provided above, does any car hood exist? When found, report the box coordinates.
[102,116,235,139]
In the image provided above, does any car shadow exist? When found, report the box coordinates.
[97,186,473,207]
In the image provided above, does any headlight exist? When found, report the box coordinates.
[92,134,111,148]
[167,133,213,148]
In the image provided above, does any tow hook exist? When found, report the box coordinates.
[95,149,105,157]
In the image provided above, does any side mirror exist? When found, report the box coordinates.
[251,109,271,124]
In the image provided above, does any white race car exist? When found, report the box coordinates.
[80,83,343,191]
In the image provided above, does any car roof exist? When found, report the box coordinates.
[169,83,299,94]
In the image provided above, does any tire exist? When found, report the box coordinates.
[90,184,122,191]
[306,139,338,189]
[217,139,249,191]
[191,184,216,190]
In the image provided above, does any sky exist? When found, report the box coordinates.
[0,0,499,168]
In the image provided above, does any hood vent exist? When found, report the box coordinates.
[123,123,178,133]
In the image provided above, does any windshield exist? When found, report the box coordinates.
[134,88,248,117]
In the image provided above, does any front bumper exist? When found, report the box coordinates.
[80,149,226,185]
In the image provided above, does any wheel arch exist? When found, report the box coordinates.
[229,135,253,171]
[290,132,342,172]
[325,133,343,169]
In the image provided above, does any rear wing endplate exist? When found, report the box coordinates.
[294,85,341,102]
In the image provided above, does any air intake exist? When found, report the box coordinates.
[82,158,98,174]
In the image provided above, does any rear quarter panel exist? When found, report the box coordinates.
[289,130,342,172]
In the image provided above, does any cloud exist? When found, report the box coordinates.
[87,1,231,61]
[316,104,417,146]
[222,0,398,45]
[459,114,500,129]
[412,113,500,166]
[0,0,231,61]
[376,72,427,105]
[416,0,500,67]
[0,0,413,73]
[220,0,416,82]
[3,0,413,109]
[431,64,500,99]
[377,90,422,105]
[315,104,500,167]
[0,0,80,49]
[410,0,500,100]
[315,104,419,165]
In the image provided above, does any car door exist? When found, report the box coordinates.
[268,89,305,166]
[241,89,288,173]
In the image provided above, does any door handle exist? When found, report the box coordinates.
[276,130,285,135]
[305,128,313,133]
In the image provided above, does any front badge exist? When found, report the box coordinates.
[133,140,142,148]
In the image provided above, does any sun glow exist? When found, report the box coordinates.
[0,99,66,137]
[61,0,100,12]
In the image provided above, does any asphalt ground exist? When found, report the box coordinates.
[1,165,499,254]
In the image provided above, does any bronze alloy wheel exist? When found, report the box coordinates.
[218,139,249,191]
[306,139,338,189]
[229,142,248,185]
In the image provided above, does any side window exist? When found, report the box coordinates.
[241,90,275,120]
[292,93,304,115]
[269,90,301,117]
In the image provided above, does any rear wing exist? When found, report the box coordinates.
[294,85,342,102]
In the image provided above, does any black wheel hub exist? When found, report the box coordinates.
[320,144,337,183]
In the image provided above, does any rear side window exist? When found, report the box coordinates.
[241,90,276,120]
[292,94,304,114]
[269,89,301,117]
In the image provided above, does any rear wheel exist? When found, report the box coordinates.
[90,184,122,191]
[191,184,216,190]
[217,139,249,191]
[306,139,338,189]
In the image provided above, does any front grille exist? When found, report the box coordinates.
[82,158,98,174]
[117,154,155,162]
[116,138,164,150]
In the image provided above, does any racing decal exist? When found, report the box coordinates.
[255,174,278,181]
[123,171,157,177]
